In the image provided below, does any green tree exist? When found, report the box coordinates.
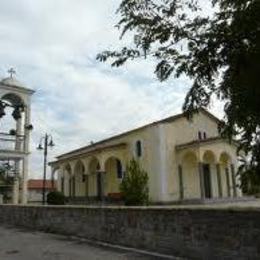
[97,0,260,177]
[47,191,66,205]
[0,163,14,202]
[120,159,149,205]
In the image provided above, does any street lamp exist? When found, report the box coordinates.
[37,134,55,205]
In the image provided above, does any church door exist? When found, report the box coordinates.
[203,164,212,198]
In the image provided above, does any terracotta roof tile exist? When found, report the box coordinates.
[27,179,56,190]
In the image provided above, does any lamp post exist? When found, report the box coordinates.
[37,134,55,205]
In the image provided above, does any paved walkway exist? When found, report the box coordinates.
[0,226,174,260]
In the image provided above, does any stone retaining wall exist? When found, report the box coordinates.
[0,205,259,259]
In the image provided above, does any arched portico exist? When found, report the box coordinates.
[179,151,200,200]
[104,157,123,197]
[63,164,73,197]
[200,150,216,199]
[219,152,237,197]
[51,165,59,190]
[176,138,240,201]
[88,157,101,198]
[74,160,87,197]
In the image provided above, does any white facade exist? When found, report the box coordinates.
[50,109,242,204]
[0,75,34,204]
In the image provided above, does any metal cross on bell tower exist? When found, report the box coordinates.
[7,68,16,78]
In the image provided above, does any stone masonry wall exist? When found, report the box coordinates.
[0,205,259,259]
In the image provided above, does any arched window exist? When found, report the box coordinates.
[116,159,123,179]
[203,132,207,139]
[135,140,142,157]
[198,131,202,140]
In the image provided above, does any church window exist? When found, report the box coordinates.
[198,131,202,140]
[116,159,123,179]
[203,132,207,139]
[135,140,142,157]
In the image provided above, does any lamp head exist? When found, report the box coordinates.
[37,144,43,150]
[48,139,55,147]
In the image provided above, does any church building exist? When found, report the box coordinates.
[50,109,242,204]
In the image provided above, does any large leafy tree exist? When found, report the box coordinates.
[97,0,260,176]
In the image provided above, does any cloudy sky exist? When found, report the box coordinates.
[0,0,223,178]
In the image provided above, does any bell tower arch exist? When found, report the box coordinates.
[0,69,35,204]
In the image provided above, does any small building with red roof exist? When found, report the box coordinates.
[27,179,56,204]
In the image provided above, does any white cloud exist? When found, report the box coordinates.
[0,0,224,179]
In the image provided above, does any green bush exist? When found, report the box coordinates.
[120,159,149,206]
[240,168,260,196]
[47,191,66,205]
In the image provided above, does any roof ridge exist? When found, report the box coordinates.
[56,108,221,159]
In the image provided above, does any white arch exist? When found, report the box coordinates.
[1,92,25,106]
[73,160,86,197]
[180,151,200,199]
[219,152,233,165]
[104,156,123,196]
[202,150,216,164]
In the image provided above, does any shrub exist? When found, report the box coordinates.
[240,168,260,196]
[120,159,149,206]
[47,191,66,205]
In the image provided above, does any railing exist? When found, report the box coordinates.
[0,132,25,152]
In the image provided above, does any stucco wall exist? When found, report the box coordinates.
[54,111,240,203]
[162,113,240,202]
[56,125,163,202]
[0,205,259,259]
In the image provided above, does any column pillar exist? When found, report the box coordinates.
[216,164,222,198]
[230,164,237,197]
[12,176,19,204]
[15,118,22,151]
[97,171,106,201]
[12,159,20,204]
[198,162,205,199]
[225,168,231,197]
[21,104,31,204]
[72,175,76,197]
[24,104,31,153]
[60,167,65,194]
[178,165,184,200]
[69,175,72,197]
[14,118,22,204]
[51,168,55,189]
[21,157,28,204]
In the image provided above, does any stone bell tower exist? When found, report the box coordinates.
[0,69,34,204]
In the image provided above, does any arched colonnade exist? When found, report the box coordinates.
[51,154,125,200]
[177,148,239,200]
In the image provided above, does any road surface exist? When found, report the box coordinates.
[0,226,174,260]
